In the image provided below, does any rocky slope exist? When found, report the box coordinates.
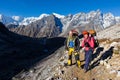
[97,24,120,39]
[0,21,120,80]
[9,22,120,80]
[9,15,62,38]
[0,14,18,25]
[12,38,120,80]
[0,22,65,80]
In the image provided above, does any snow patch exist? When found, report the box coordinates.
[53,13,65,18]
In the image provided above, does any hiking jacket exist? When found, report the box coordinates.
[65,36,80,51]
[81,37,95,51]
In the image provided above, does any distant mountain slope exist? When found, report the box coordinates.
[97,24,120,39]
[0,22,65,80]
[0,10,120,28]
[9,15,62,38]
[61,10,120,33]
[1,10,120,38]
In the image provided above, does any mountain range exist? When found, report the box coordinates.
[0,13,64,25]
[0,10,120,38]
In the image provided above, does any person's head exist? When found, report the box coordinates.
[69,29,79,37]
[69,30,73,37]
[82,30,89,38]
[72,29,79,37]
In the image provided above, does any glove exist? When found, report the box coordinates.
[79,46,82,49]
[74,47,78,52]
[85,42,90,47]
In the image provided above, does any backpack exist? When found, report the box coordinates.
[94,38,99,48]
[89,36,99,48]
[84,37,99,48]
[89,30,96,36]
[89,30,99,48]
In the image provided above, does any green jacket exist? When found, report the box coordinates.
[65,36,80,51]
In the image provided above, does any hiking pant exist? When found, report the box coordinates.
[68,48,81,67]
[84,49,93,71]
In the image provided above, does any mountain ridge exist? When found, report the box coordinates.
[0,10,120,28]
[1,10,120,38]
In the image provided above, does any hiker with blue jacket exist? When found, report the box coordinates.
[65,29,81,68]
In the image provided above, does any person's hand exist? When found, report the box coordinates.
[64,50,68,54]
[79,46,82,49]
[85,42,90,47]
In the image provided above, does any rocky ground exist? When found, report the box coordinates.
[97,24,120,39]
[1,22,120,80]
[12,39,120,80]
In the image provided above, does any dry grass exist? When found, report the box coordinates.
[113,45,120,54]
[98,38,108,43]
[118,46,120,49]
[99,38,120,44]
[98,38,111,44]
[114,50,119,54]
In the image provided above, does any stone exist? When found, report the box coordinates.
[117,70,120,77]
[61,70,64,74]
[110,42,118,47]
[46,76,53,80]
[29,70,34,73]
[106,64,111,69]
[109,70,117,74]
[104,61,108,66]
[100,60,104,65]
[73,77,78,80]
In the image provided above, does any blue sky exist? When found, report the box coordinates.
[0,0,120,17]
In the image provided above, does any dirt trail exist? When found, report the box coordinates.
[59,51,96,80]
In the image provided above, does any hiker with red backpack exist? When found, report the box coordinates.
[81,30,95,72]
[65,29,81,68]
[88,30,99,48]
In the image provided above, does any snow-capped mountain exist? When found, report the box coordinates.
[19,17,38,25]
[0,14,17,25]
[61,10,104,33]
[1,10,120,33]
[0,14,50,25]
[52,13,65,18]
[12,16,24,22]
[115,17,120,23]
[0,13,64,26]
[19,14,49,25]
[103,13,116,28]
[10,15,62,38]
[61,10,120,34]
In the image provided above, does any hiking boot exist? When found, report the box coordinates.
[76,61,81,68]
[64,63,71,67]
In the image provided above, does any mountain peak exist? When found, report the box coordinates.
[12,16,24,22]
[0,14,3,17]
[1,10,120,29]
[52,13,65,18]
[38,14,49,19]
